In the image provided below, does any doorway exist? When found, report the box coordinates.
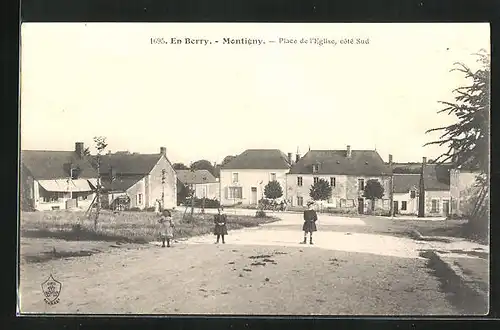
[251,187,257,204]
[443,200,450,216]
[358,198,364,214]
[393,201,399,215]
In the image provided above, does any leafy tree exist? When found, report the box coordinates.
[424,50,490,239]
[363,179,385,211]
[190,159,216,177]
[424,50,490,173]
[176,179,190,205]
[264,180,283,201]
[173,163,189,170]
[221,155,236,166]
[309,179,332,202]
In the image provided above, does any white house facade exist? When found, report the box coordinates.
[219,149,292,206]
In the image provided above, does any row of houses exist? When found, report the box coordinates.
[20,142,480,217]
[218,147,481,217]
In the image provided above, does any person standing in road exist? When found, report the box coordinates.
[158,209,175,248]
[301,201,318,245]
[214,207,228,244]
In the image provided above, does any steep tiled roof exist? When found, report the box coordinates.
[176,169,218,184]
[289,150,391,176]
[393,174,420,193]
[96,153,163,175]
[391,163,422,174]
[101,177,142,192]
[21,150,98,180]
[423,164,451,191]
[221,149,291,170]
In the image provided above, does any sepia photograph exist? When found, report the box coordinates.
[18,23,490,315]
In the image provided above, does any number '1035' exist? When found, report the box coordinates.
[151,38,167,44]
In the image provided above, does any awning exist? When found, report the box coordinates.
[38,179,93,193]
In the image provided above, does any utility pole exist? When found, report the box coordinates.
[190,168,195,218]
[418,157,426,218]
[110,166,115,211]
[161,169,166,212]
[388,154,394,217]
[201,176,206,214]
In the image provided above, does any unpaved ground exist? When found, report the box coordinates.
[19,212,488,315]
[20,243,458,315]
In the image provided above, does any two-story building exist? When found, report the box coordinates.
[176,169,219,200]
[449,166,482,217]
[219,149,292,206]
[97,147,177,210]
[20,142,98,211]
[391,158,452,217]
[286,146,392,214]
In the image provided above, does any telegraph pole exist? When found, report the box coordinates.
[161,169,166,211]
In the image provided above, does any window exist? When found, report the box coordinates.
[340,199,346,208]
[383,199,390,208]
[229,187,243,199]
[42,193,59,203]
[297,176,303,186]
[330,177,336,187]
[270,173,276,181]
[431,199,439,213]
[312,164,319,173]
[410,190,416,199]
[297,196,303,206]
[232,173,239,183]
[358,179,365,191]
[314,177,319,184]
[137,194,143,205]
[401,201,407,211]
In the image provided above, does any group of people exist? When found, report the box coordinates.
[157,207,228,247]
[156,201,318,247]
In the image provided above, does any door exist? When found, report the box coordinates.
[393,201,399,215]
[358,198,364,214]
[251,187,257,205]
[443,200,450,216]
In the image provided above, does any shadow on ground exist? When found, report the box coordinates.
[419,250,488,315]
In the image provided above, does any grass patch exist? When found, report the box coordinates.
[20,209,279,243]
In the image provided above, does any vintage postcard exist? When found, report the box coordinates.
[18,23,490,315]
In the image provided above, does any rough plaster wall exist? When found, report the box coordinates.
[148,156,177,209]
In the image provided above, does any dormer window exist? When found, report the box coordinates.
[312,164,320,173]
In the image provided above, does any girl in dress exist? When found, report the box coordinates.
[158,209,175,247]
[214,207,228,244]
[301,201,318,245]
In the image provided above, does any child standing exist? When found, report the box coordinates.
[214,207,228,244]
[158,209,175,247]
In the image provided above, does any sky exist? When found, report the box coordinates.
[20,23,490,165]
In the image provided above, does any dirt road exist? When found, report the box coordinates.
[20,212,487,315]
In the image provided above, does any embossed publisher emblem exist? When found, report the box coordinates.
[41,274,62,305]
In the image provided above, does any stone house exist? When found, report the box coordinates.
[176,169,219,200]
[392,174,420,215]
[97,147,177,210]
[286,146,392,213]
[20,142,98,211]
[449,167,482,216]
[219,149,292,206]
[391,158,452,217]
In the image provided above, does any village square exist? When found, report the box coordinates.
[18,23,489,315]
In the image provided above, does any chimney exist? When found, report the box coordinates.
[346,145,351,158]
[422,156,427,165]
[295,153,300,163]
[75,142,84,158]
[287,152,293,165]
[388,154,393,165]
[160,147,167,156]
